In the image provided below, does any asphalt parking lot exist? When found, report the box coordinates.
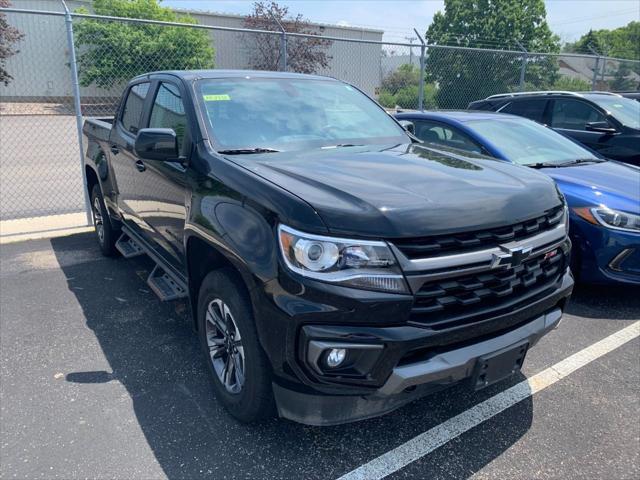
[1,232,638,479]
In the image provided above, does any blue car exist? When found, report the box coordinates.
[395,110,640,285]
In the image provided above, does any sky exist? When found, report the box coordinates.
[162,0,640,44]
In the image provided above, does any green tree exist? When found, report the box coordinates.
[378,64,437,109]
[563,30,605,55]
[563,22,639,91]
[0,0,24,86]
[425,0,560,108]
[564,22,639,60]
[74,0,214,88]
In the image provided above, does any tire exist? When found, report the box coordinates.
[197,268,275,422]
[90,184,118,256]
[569,243,581,283]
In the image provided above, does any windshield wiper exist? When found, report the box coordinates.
[218,147,280,155]
[526,158,605,169]
[321,143,364,149]
[525,162,562,169]
[556,158,606,166]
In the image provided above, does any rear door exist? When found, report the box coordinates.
[109,81,152,231]
[548,98,614,155]
[498,98,548,124]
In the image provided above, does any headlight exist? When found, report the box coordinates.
[278,224,409,293]
[574,206,640,233]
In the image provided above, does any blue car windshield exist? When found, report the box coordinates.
[584,94,640,129]
[196,77,407,152]
[465,118,599,166]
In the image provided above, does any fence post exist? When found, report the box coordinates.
[414,28,426,110]
[281,31,288,71]
[588,45,600,90]
[61,1,92,226]
[516,40,527,91]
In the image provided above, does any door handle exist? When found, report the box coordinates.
[110,145,120,155]
[135,159,146,172]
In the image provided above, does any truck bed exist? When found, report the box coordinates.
[83,117,114,143]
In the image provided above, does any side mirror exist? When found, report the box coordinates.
[585,121,617,134]
[134,128,180,162]
[398,120,415,135]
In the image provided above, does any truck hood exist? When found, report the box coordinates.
[540,160,640,214]
[237,143,563,238]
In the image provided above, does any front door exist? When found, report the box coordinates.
[133,80,191,267]
[549,98,615,157]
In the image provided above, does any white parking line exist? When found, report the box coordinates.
[337,321,640,480]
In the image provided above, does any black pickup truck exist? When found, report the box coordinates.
[83,70,573,426]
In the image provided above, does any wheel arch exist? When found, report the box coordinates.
[185,234,257,331]
[85,165,100,199]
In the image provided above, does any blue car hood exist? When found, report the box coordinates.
[541,161,640,213]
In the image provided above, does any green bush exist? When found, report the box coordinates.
[74,0,215,88]
[378,64,437,110]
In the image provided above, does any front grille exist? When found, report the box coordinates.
[409,247,566,330]
[393,205,564,259]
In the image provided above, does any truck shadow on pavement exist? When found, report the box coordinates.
[50,233,536,480]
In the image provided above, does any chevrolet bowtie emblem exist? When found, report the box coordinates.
[491,245,533,269]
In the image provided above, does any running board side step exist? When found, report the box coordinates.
[147,265,188,301]
[115,233,145,258]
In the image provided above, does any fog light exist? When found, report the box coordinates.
[325,348,347,368]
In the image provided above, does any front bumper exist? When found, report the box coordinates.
[571,217,640,285]
[271,271,573,425]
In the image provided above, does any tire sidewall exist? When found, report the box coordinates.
[197,269,273,419]
[90,185,116,256]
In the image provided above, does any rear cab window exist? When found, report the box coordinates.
[120,82,150,135]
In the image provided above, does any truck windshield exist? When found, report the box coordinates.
[465,118,600,166]
[584,94,640,129]
[196,77,407,152]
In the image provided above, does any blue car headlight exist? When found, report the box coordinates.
[574,206,640,233]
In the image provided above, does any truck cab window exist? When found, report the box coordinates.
[121,82,150,135]
[149,83,188,153]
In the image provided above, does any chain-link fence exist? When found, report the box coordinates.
[1,6,639,224]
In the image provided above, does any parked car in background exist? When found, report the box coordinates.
[468,91,640,166]
[82,70,574,426]
[395,110,640,285]
[614,91,640,102]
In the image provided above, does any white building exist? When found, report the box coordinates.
[2,0,384,100]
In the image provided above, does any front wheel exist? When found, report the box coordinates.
[90,184,117,256]
[197,268,275,422]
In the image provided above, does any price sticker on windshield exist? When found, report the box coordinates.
[203,94,231,101]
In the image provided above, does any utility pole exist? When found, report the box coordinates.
[414,29,427,110]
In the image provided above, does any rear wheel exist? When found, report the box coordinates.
[90,184,117,256]
[197,268,275,422]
